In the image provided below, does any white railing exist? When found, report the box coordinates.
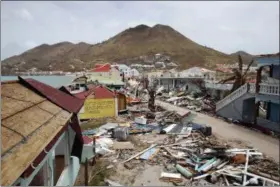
[259,83,280,96]
[249,83,256,93]
[216,83,249,111]
[205,82,233,91]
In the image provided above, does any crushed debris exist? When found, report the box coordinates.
[76,80,279,187]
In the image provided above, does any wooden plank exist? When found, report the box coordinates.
[1,126,23,153]
[1,110,72,186]
[113,142,135,150]
[122,144,158,164]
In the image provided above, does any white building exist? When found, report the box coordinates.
[155,61,166,68]
[111,64,131,77]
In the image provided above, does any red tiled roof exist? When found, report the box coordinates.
[74,85,116,100]
[90,63,111,72]
[19,77,84,113]
[94,86,116,98]
[95,63,108,68]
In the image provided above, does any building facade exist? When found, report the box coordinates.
[254,54,280,133]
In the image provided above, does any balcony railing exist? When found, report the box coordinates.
[259,83,279,96]
[216,83,249,111]
[249,83,256,93]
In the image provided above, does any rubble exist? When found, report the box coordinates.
[78,81,279,187]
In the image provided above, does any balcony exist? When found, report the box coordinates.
[259,83,279,96]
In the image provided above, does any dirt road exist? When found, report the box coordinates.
[156,100,280,162]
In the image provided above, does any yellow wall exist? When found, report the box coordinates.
[79,98,116,119]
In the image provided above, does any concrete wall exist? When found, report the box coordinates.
[216,93,255,121]
[272,65,280,79]
[160,78,201,92]
[242,98,256,123]
[255,94,280,104]
[269,103,280,123]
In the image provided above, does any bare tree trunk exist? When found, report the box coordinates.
[148,89,155,112]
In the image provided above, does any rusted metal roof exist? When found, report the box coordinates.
[19,77,83,113]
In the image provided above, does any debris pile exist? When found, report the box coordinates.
[157,89,217,114]
[81,101,279,186]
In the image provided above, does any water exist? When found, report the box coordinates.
[1,76,74,87]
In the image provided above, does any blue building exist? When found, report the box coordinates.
[215,53,280,133]
[254,53,280,133]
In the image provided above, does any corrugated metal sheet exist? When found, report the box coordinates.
[20,77,83,114]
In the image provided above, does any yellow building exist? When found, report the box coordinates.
[74,86,118,120]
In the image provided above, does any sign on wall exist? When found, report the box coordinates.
[79,98,115,119]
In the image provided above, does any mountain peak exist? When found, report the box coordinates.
[152,24,171,29]
[2,24,235,75]
[126,24,150,32]
[231,50,252,57]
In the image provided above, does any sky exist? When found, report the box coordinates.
[1,1,279,60]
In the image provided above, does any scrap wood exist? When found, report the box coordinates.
[222,175,230,186]
[216,161,229,169]
[162,147,182,159]
[242,150,250,185]
[160,172,183,183]
[241,171,280,185]
[121,144,157,164]
[248,168,280,182]
[158,140,198,148]
[104,179,122,186]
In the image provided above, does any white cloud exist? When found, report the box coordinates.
[1,1,279,58]
[14,8,33,21]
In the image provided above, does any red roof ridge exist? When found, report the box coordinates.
[18,76,83,113]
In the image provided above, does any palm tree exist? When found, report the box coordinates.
[219,55,255,93]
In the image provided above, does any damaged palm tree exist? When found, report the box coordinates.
[144,77,158,112]
[219,54,255,93]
